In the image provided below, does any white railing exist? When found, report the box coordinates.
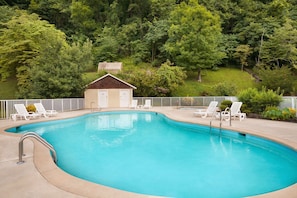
[0,98,84,120]
[279,96,297,109]
[1,96,296,119]
[133,96,238,107]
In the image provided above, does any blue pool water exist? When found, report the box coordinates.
[6,111,297,198]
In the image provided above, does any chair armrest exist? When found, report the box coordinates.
[221,107,230,114]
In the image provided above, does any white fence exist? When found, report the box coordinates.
[0,98,84,120]
[133,96,238,107]
[134,96,297,109]
[279,97,297,109]
[0,96,296,120]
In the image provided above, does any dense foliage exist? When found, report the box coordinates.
[118,60,186,96]
[262,106,296,121]
[1,0,297,97]
[237,87,283,114]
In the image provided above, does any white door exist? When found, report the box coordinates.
[120,90,130,107]
[98,90,108,108]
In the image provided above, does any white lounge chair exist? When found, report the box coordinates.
[143,99,152,109]
[14,104,39,120]
[34,103,58,117]
[219,102,245,121]
[130,100,138,109]
[193,101,218,118]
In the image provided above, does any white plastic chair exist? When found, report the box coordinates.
[193,101,218,118]
[14,104,39,120]
[34,103,58,118]
[143,99,152,109]
[221,102,244,121]
[130,100,138,109]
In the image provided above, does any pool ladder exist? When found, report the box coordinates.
[17,132,57,164]
[209,110,233,134]
[209,112,223,135]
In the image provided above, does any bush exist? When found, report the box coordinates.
[212,82,237,96]
[237,87,282,114]
[256,66,294,95]
[219,100,232,111]
[26,104,36,112]
[240,103,249,114]
[283,108,297,120]
[262,107,297,121]
[236,88,257,111]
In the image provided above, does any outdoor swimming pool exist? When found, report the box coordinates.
[6,111,297,197]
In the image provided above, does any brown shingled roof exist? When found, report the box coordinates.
[86,73,136,89]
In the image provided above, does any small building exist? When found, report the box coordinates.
[98,62,122,74]
[84,73,136,109]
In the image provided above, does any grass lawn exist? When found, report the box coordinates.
[173,68,257,96]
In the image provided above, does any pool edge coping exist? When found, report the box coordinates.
[1,108,297,197]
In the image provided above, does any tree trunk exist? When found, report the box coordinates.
[257,29,265,64]
[197,68,202,82]
[151,42,156,63]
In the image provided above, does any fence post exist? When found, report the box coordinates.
[5,100,9,120]
[70,99,72,111]
[295,97,297,117]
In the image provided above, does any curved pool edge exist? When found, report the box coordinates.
[33,139,159,198]
[1,108,297,197]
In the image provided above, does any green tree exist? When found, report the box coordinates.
[232,0,290,66]
[117,0,151,24]
[0,11,65,82]
[145,0,175,65]
[28,0,72,32]
[144,19,169,64]
[267,0,290,19]
[118,61,186,97]
[104,0,120,27]
[165,0,225,81]
[70,1,97,36]
[256,66,294,95]
[199,0,238,33]
[28,40,93,98]
[116,19,147,58]
[260,20,297,69]
[0,0,30,8]
[155,60,187,96]
[0,9,93,98]
[93,27,120,62]
[119,69,159,97]
[150,0,175,20]
[234,45,252,71]
[0,6,17,26]
[220,34,239,65]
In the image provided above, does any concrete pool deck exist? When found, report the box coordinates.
[1,107,297,198]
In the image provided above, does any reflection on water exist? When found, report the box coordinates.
[86,113,138,131]
[85,113,139,147]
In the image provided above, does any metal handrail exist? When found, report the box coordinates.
[209,111,222,135]
[209,112,222,133]
[18,132,57,164]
